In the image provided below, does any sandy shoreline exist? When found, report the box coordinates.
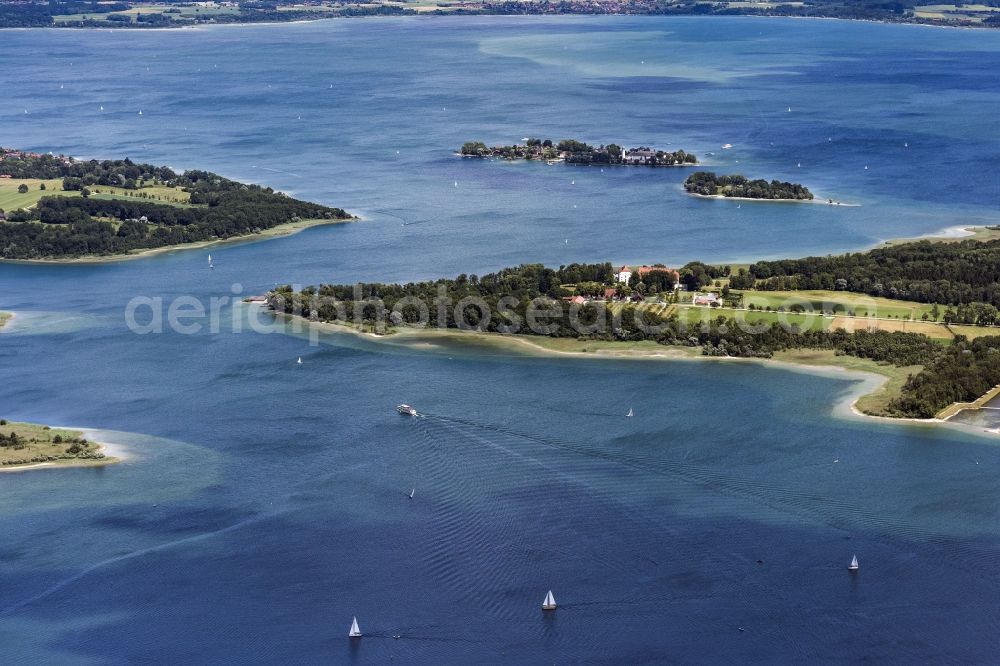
[0,422,132,473]
[271,311,996,435]
[0,216,356,266]
[686,191,860,206]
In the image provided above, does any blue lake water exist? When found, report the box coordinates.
[2,16,1000,664]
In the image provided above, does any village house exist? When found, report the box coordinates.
[693,292,722,306]
[622,148,657,165]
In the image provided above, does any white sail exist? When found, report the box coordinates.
[409,488,415,499]
[849,555,859,570]
[543,590,556,609]
[626,408,633,417]
[297,357,302,365]
[349,616,362,637]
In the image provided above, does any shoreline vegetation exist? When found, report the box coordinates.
[0,147,353,261]
[684,171,814,201]
[1,1,998,31]
[266,247,1000,422]
[0,420,119,471]
[0,217,353,265]
[461,138,697,166]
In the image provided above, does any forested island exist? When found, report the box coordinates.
[461,139,697,166]
[0,148,351,260]
[684,171,814,200]
[2,0,997,30]
[0,420,116,470]
[267,239,1000,420]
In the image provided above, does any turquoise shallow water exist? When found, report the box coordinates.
[1,16,1000,664]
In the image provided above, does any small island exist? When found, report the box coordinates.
[0,419,118,470]
[461,138,697,166]
[684,171,813,200]
[0,148,353,261]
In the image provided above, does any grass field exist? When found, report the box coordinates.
[0,421,115,469]
[736,289,939,320]
[0,179,192,212]
[913,3,1000,22]
[0,179,68,210]
[675,304,832,332]
[54,3,239,23]
[947,324,1000,341]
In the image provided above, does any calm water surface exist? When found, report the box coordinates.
[1,16,1000,664]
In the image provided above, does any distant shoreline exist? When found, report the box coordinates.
[0,216,356,266]
[2,12,996,33]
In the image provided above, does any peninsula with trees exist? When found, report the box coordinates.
[0,420,117,470]
[684,171,814,200]
[461,139,697,166]
[0,148,352,261]
[267,236,1000,422]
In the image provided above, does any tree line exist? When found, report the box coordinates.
[731,239,1000,309]
[461,139,697,166]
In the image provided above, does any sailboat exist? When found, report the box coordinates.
[626,407,633,418]
[542,590,557,611]
[297,357,303,365]
[348,616,362,638]
[207,254,213,269]
[848,555,859,571]
[409,488,415,499]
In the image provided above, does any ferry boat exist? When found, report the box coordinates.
[397,404,417,416]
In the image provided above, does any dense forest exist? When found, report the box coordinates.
[461,139,697,166]
[0,150,349,259]
[268,262,1000,418]
[730,239,1000,312]
[684,172,814,200]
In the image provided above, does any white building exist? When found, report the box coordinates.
[615,265,632,284]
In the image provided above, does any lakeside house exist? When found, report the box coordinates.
[615,264,682,287]
[622,148,657,165]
